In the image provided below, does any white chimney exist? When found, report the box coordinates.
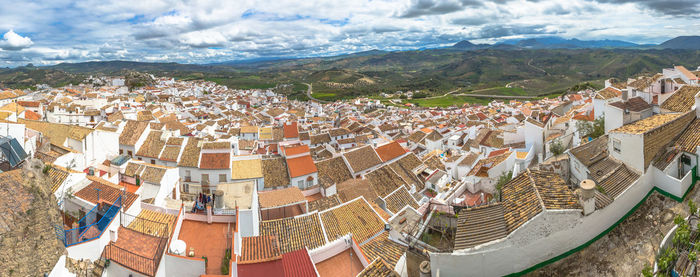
[580,179,596,216]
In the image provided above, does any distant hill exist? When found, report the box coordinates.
[658,36,700,49]
[498,37,639,49]
[451,36,641,50]
[452,40,489,50]
[0,65,83,89]
[47,60,231,74]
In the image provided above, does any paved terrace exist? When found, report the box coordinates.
[178,220,232,275]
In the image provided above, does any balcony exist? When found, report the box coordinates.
[57,195,122,247]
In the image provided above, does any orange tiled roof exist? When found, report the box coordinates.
[374,141,406,162]
[286,155,317,178]
[239,235,282,264]
[258,187,306,208]
[283,122,299,138]
[199,152,230,169]
[74,181,138,210]
[283,145,310,156]
[24,110,41,120]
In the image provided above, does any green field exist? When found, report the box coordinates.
[205,76,276,89]
[465,86,529,96]
[407,95,491,107]
[312,92,338,100]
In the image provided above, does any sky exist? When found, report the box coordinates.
[0,0,698,67]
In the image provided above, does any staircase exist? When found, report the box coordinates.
[91,258,106,277]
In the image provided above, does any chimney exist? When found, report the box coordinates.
[621,90,628,102]
[579,179,596,216]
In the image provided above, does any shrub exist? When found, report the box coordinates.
[690,200,697,216]
[549,139,565,156]
[221,249,231,274]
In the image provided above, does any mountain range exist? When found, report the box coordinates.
[452,35,700,50]
[1,36,699,102]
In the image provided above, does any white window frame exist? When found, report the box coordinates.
[613,139,621,153]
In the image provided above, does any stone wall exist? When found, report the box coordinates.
[0,159,65,276]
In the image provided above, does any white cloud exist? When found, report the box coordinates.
[0,30,33,51]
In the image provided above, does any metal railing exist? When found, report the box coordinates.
[121,212,170,238]
[62,196,122,246]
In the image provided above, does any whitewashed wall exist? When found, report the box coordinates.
[431,172,654,277]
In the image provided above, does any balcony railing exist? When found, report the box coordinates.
[60,196,122,247]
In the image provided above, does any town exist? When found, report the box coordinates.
[0,63,697,277]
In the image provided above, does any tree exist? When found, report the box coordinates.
[494,171,513,202]
[550,139,566,156]
[577,117,605,139]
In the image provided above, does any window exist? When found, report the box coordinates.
[150,159,155,164]
[202,174,209,183]
[613,139,621,153]
[184,183,201,194]
[298,180,304,188]
[219,174,227,182]
[119,149,123,155]
[127,150,133,157]
[306,180,313,187]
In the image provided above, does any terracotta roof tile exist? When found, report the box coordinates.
[258,187,306,208]
[316,156,352,188]
[320,198,385,243]
[675,119,700,153]
[136,131,165,158]
[383,187,419,214]
[375,141,406,162]
[262,157,290,188]
[259,213,326,253]
[360,232,406,268]
[661,85,700,113]
[454,203,508,250]
[120,120,149,146]
[366,165,408,198]
[231,158,263,179]
[357,258,397,277]
[286,155,317,178]
[239,235,282,264]
[343,145,382,173]
[200,152,230,169]
[74,181,138,210]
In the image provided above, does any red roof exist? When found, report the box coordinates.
[283,122,299,138]
[200,152,230,169]
[374,141,406,162]
[17,100,40,108]
[572,110,594,121]
[488,148,510,158]
[286,155,317,178]
[24,110,41,120]
[283,145,309,156]
[238,259,284,277]
[282,249,317,277]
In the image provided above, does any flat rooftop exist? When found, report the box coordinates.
[178,220,232,275]
[218,180,254,209]
[315,248,364,277]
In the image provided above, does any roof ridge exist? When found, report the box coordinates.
[525,169,547,211]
